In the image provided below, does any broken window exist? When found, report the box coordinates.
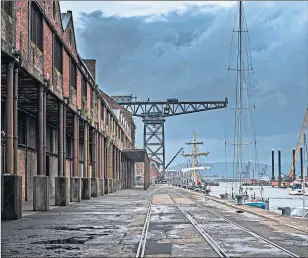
[31,2,43,50]
[1,1,13,17]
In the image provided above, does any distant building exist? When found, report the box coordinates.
[135,159,159,182]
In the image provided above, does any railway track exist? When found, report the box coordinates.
[172,191,300,258]
[136,188,300,258]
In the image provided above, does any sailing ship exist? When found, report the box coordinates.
[225,1,267,209]
[181,131,212,192]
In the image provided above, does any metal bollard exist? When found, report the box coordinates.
[278,207,291,216]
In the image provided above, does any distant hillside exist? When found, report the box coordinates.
[170,161,303,179]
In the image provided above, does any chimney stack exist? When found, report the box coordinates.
[83,59,96,81]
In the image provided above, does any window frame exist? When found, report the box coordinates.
[31,2,43,51]
[82,76,87,99]
[1,1,13,17]
[53,35,63,74]
[70,59,77,89]
[18,111,26,146]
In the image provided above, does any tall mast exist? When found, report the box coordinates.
[183,131,209,185]
[238,0,243,194]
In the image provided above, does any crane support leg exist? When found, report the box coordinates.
[143,117,165,173]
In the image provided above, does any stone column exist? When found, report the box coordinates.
[82,122,91,200]
[2,62,22,220]
[55,101,68,206]
[70,113,81,202]
[33,84,49,211]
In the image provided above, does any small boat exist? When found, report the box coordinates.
[291,206,308,218]
[245,201,265,209]
[288,180,308,195]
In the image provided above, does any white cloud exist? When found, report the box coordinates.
[67,1,307,166]
[60,1,236,21]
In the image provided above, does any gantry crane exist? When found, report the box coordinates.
[112,95,228,176]
[287,107,308,179]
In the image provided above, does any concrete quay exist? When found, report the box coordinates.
[2,185,308,257]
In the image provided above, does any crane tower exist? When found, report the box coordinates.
[112,95,228,177]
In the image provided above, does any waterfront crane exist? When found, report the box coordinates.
[287,107,308,179]
[112,95,228,177]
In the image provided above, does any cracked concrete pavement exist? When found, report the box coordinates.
[2,185,308,257]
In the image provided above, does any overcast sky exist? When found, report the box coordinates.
[60,1,308,166]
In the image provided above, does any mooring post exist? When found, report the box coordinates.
[278,149,282,187]
[271,149,275,182]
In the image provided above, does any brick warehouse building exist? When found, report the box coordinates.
[1,1,149,220]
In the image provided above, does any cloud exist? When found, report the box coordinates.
[67,1,308,163]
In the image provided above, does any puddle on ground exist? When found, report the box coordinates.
[52,225,118,232]
[32,236,95,245]
[45,245,81,250]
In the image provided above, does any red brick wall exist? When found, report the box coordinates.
[62,18,78,62]
[63,49,69,97]
[87,83,91,112]
[150,164,159,179]
[43,21,53,83]
[98,99,101,128]
[66,160,71,189]
[15,1,29,58]
[77,69,82,109]
[135,162,144,176]
[44,1,63,37]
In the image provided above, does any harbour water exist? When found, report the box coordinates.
[210,182,307,214]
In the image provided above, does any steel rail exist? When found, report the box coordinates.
[176,190,300,258]
[136,198,153,257]
[169,195,229,258]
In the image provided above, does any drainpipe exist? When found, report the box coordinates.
[43,79,50,175]
[37,85,44,175]
[63,98,68,176]
[58,101,64,177]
